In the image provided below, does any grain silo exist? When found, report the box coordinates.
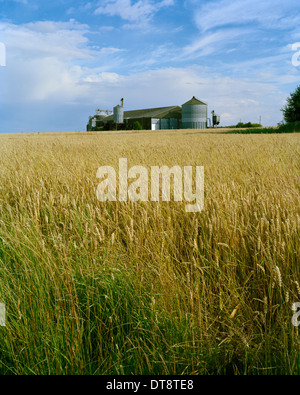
[113,99,124,124]
[182,96,207,129]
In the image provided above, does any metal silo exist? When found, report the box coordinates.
[212,110,220,127]
[182,96,207,129]
[113,104,124,124]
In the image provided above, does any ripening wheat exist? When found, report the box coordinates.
[0,129,299,374]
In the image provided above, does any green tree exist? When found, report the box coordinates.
[133,121,142,130]
[281,85,300,123]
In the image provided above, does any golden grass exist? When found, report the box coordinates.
[0,129,299,374]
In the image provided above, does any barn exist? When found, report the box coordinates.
[102,105,182,131]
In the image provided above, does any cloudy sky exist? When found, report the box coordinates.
[0,0,299,132]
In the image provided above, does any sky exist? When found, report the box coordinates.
[0,0,299,132]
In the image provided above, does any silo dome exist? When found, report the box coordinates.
[182,96,207,129]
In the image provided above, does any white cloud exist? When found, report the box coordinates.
[0,20,127,106]
[181,28,253,58]
[94,0,174,23]
[193,0,300,32]
[0,20,93,61]
[83,71,122,83]
[175,0,300,65]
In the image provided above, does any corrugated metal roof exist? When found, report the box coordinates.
[182,96,207,106]
[104,106,181,122]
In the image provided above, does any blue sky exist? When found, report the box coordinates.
[0,0,299,132]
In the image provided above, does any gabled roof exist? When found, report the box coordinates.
[182,96,207,106]
[104,106,181,122]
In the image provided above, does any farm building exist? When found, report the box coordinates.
[104,105,182,130]
[87,97,219,131]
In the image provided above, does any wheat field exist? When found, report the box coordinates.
[0,129,299,375]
